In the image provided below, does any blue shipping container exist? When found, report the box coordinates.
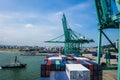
[78,60,89,68]
[41,60,47,70]
[50,71,68,80]
[39,77,49,80]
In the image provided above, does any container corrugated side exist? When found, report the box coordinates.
[39,77,49,80]
[46,60,51,71]
[84,60,94,80]
[41,70,46,77]
[41,60,47,77]
[60,61,65,71]
[50,71,68,80]
[41,60,47,70]
[86,60,102,80]
[51,60,56,71]
[45,71,50,77]
[66,64,90,80]
[67,61,77,64]
[55,60,60,71]
[76,60,89,68]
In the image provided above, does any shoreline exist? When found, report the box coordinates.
[0,49,22,54]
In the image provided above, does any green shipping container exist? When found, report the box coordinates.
[55,60,60,71]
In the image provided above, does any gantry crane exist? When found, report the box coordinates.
[45,14,94,55]
[94,0,120,79]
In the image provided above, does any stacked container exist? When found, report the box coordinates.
[41,60,47,77]
[76,60,89,68]
[84,60,94,80]
[85,60,102,80]
[51,60,56,71]
[40,54,102,80]
[66,64,90,80]
[50,71,68,80]
[55,60,60,71]
[46,60,51,77]
[60,61,65,71]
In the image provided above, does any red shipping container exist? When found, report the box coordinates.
[67,57,72,60]
[84,60,94,76]
[44,58,48,61]
[76,60,82,64]
[46,60,51,71]
[67,54,72,57]
[46,71,50,77]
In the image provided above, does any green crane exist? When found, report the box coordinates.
[45,14,94,55]
[62,14,94,54]
[94,0,120,79]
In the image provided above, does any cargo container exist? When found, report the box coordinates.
[76,60,89,68]
[84,60,94,75]
[48,56,62,60]
[63,60,69,64]
[51,60,56,71]
[46,60,51,71]
[60,61,65,71]
[41,60,47,70]
[55,60,60,71]
[39,77,49,80]
[46,71,50,77]
[40,54,102,80]
[67,60,77,64]
[66,64,90,80]
[44,58,49,61]
[41,70,46,77]
[86,60,102,80]
[74,57,89,60]
[50,71,68,80]
[41,61,47,77]
[84,60,94,80]
[92,52,102,57]
[104,54,117,59]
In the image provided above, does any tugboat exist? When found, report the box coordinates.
[1,56,26,69]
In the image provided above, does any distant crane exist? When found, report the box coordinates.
[94,0,120,79]
[45,14,94,55]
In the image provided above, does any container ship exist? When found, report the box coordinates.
[39,53,102,80]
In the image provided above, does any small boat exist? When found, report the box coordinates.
[1,56,27,69]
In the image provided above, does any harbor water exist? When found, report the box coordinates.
[0,52,45,80]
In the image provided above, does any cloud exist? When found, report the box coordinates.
[24,24,34,28]
[0,0,97,46]
[74,24,83,28]
[55,11,63,16]
[0,11,64,46]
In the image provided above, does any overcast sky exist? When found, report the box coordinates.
[0,0,118,47]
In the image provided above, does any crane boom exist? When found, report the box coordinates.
[62,14,71,41]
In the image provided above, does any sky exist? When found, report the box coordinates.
[0,0,118,47]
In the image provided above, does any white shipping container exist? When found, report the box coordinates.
[66,64,90,80]
[48,56,62,60]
